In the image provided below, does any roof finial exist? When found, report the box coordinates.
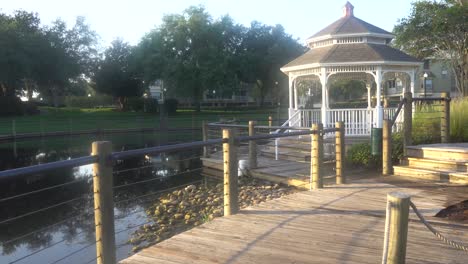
[342,1,354,17]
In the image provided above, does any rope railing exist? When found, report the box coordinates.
[382,192,466,264]
[409,201,468,252]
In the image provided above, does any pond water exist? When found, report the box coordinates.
[0,130,209,264]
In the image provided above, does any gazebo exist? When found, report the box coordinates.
[280,2,421,136]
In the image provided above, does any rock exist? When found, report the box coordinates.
[174,213,183,220]
[185,185,196,192]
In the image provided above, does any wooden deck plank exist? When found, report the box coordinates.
[121,178,468,264]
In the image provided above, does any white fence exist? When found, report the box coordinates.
[287,107,398,136]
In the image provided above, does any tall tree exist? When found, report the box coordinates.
[239,23,304,105]
[94,39,143,109]
[393,0,468,96]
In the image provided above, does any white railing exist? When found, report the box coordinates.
[284,107,398,136]
[326,108,374,136]
[300,109,321,127]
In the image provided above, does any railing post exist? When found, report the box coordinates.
[310,123,323,190]
[383,119,392,175]
[202,121,209,158]
[268,116,273,127]
[383,192,410,264]
[335,121,345,184]
[441,92,450,143]
[223,129,238,216]
[248,121,257,168]
[403,92,412,156]
[91,141,116,264]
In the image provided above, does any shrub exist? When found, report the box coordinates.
[391,133,404,163]
[346,143,380,168]
[164,98,178,115]
[0,97,24,116]
[144,98,159,113]
[126,97,144,111]
[450,97,468,142]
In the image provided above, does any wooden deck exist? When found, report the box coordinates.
[121,176,468,264]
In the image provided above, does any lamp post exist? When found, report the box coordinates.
[423,72,428,98]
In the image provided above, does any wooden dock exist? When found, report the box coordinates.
[121,176,468,264]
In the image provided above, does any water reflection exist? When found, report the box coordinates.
[0,131,202,263]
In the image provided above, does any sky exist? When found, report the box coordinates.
[0,0,415,47]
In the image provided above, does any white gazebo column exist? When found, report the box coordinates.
[366,83,372,109]
[293,81,298,110]
[410,70,415,116]
[320,68,328,128]
[375,68,383,128]
[288,75,294,118]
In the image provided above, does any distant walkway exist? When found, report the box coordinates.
[121,176,468,263]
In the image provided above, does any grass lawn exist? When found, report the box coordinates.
[0,107,287,135]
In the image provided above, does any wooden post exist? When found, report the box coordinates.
[383,119,392,175]
[248,121,257,168]
[91,141,116,264]
[310,123,323,190]
[223,129,238,216]
[202,121,209,158]
[335,122,345,184]
[441,92,450,143]
[403,92,412,156]
[268,116,273,127]
[383,192,410,264]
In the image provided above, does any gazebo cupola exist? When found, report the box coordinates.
[281,1,421,134]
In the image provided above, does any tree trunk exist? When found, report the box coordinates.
[117,96,126,110]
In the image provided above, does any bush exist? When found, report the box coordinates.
[346,143,380,168]
[0,97,24,116]
[144,98,159,113]
[450,97,468,142]
[164,98,178,115]
[126,97,144,111]
[392,133,404,163]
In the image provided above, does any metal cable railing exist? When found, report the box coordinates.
[0,125,330,264]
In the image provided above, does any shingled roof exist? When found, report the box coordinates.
[308,15,392,40]
[282,43,421,69]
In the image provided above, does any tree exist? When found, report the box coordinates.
[94,39,143,109]
[135,6,244,111]
[239,23,304,105]
[393,0,468,96]
[37,17,98,105]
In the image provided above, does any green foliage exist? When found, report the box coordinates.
[64,95,114,108]
[164,99,179,115]
[0,11,98,104]
[0,97,25,116]
[391,133,404,163]
[329,80,366,102]
[134,6,304,108]
[412,104,442,144]
[346,143,380,168]
[450,97,468,142]
[93,39,143,110]
[393,1,467,95]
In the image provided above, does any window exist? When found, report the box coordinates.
[387,79,396,88]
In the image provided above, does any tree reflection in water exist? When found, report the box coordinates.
[0,131,202,263]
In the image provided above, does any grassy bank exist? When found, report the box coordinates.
[0,107,287,135]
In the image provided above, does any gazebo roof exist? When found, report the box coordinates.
[307,15,393,41]
[281,2,421,73]
[283,43,421,69]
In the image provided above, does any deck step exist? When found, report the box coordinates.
[406,144,468,162]
[393,166,451,181]
[393,166,468,184]
[406,157,468,172]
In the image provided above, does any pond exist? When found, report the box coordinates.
[0,130,212,264]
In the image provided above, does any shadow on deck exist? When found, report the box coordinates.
[121,174,468,264]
